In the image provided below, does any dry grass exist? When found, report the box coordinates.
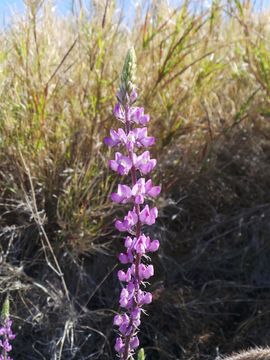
[1,0,270,359]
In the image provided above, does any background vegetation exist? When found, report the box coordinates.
[1,0,270,358]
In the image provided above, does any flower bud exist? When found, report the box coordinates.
[1,296,9,319]
[119,47,137,105]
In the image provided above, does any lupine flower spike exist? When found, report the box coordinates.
[105,47,160,359]
[0,296,15,360]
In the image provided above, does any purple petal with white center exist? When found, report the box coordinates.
[130,107,144,123]
[113,314,122,326]
[145,179,161,197]
[139,205,158,225]
[139,159,157,175]
[109,152,132,175]
[111,184,132,203]
[134,235,147,255]
[115,210,138,232]
[104,129,121,147]
[133,128,155,148]
[134,151,157,175]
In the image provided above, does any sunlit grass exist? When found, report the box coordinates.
[0,0,269,253]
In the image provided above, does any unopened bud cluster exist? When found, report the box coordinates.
[118,47,137,105]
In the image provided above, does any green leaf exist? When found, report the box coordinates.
[1,295,10,319]
[137,348,145,360]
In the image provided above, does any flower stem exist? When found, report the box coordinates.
[122,105,143,360]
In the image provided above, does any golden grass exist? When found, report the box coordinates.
[1,0,269,253]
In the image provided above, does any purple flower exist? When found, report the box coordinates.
[118,267,133,282]
[114,103,125,121]
[137,290,152,305]
[131,128,155,148]
[0,340,12,352]
[111,178,161,205]
[104,128,126,147]
[111,184,132,204]
[115,337,125,354]
[138,264,154,280]
[0,317,15,360]
[132,235,160,255]
[130,336,140,350]
[109,152,132,175]
[105,127,154,151]
[139,205,158,225]
[132,178,160,204]
[114,313,133,336]
[119,235,159,264]
[134,151,157,175]
[118,263,154,283]
[144,179,161,197]
[119,251,134,264]
[147,238,160,252]
[130,90,138,104]
[115,209,138,232]
[130,107,150,125]
[119,283,135,309]
[133,236,147,255]
[105,48,160,360]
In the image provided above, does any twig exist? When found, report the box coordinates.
[18,149,70,301]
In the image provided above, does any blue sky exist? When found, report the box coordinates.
[0,0,268,26]
[0,0,142,26]
[0,0,70,18]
